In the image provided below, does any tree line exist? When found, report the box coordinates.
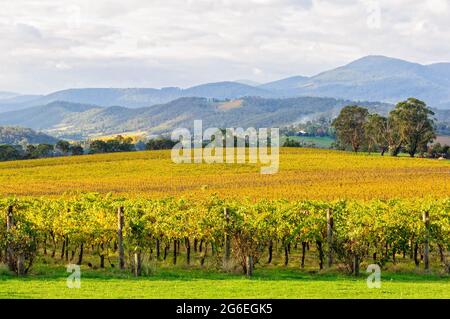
[0,135,178,162]
[332,98,444,157]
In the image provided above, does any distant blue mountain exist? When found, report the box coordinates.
[0,91,19,99]
[261,56,450,109]
[259,75,309,91]
[0,82,272,112]
[1,55,450,112]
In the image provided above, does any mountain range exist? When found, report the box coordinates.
[0,55,450,140]
[0,83,272,113]
[2,55,450,112]
[261,56,450,109]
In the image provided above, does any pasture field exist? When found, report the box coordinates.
[1,264,449,299]
[281,136,335,148]
[0,148,448,200]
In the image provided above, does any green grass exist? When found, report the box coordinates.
[281,136,335,148]
[1,263,449,299]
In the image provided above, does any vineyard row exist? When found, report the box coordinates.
[1,195,449,276]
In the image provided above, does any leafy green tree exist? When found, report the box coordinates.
[24,144,37,159]
[428,143,449,159]
[146,138,177,150]
[385,117,403,156]
[0,145,22,161]
[35,144,54,158]
[90,136,134,154]
[112,135,134,151]
[365,114,389,155]
[332,105,369,152]
[70,145,84,156]
[89,140,108,153]
[25,144,54,159]
[56,140,71,155]
[107,138,134,152]
[389,98,436,157]
[282,138,302,148]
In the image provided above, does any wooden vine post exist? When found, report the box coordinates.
[6,205,14,272]
[223,207,231,266]
[134,248,141,276]
[185,238,191,265]
[173,240,177,265]
[423,211,430,271]
[246,256,254,277]
[117,206,125,270]
[326,209,333,268]
[354,255,360,276]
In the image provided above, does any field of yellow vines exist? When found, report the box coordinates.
[0,148,448,200]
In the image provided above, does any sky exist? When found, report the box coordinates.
[0,0,449,94]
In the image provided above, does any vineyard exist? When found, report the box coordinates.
[0,148,449,298]
[0,148,448,200]
[1,195,449,277]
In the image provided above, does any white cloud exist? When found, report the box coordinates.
[426,0,448,14]
[253,67,263,75]
[0,0,449,93]
[55,62,72,70]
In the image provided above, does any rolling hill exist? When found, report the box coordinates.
[0,97,391,139]
[0,126,58,145]
[0,91,20,99]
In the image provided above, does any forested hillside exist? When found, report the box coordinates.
[0,97,391,139]
[0,126,57,145]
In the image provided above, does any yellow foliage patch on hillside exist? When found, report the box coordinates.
[0,148,448,200]
[89,132,148,142]
[218,99,243,110]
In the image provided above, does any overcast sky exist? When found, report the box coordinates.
[0,0,449,94]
